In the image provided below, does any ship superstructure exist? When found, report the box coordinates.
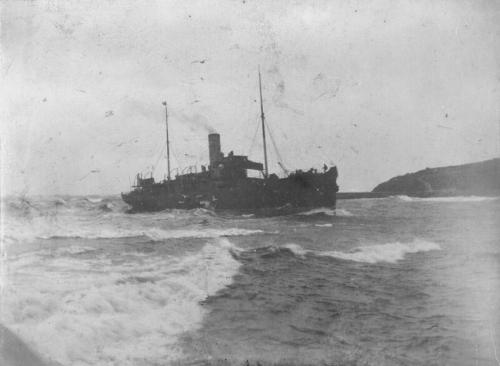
[121,71,339,212]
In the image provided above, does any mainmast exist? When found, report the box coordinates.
[162,101,171,180]
[258,66,269,179]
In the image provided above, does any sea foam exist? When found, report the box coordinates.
[298,207,353,217]
[281,239,441,264]
[3,214,263,243]
[2,239,241,365]
[317,239,441,263]
[85,197,103,203]
[282,243,309,257]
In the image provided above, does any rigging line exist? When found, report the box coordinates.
[170,140,196,175]
[139,136,163,176]
[151,143,167,176]
[247,115,261,157]
[241,93,256,146]
[267,113,289,141]
[266,122,287,169]
[170,145,181,170]
[491,326,500,366]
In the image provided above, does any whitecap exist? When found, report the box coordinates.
[282,243,309,257]
[85,197,103,203]
[316,239,441,264]
[5,219,264,242]
[136,227,264,241]
[278,239,441,264]
[298,207,353,217]
[335,208,354,217]
[2,238,242,365]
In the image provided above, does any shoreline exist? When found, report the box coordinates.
[337,191,500,200]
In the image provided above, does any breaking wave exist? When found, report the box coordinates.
[298,207,353,217]
[316,240,441,263]
[2,239,241,365]
[40,227,264,241]
[273,239,441,264]
[86,197,103,203]
[282,243,309,257]
[4,223,264,243]
[2,200,264,243]
[3,195,130,218]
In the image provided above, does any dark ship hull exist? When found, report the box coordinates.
[122,167,338,212]
[122,133,338,213]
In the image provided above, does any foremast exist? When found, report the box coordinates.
[258,67,269,179]
[162,101,171,180]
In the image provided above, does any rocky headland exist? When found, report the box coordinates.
[372,158,500,197]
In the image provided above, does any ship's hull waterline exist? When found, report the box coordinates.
[122,169,338,213]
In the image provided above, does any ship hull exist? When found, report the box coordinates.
[122,169,338,213]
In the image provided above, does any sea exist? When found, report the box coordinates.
[1,195,499,366]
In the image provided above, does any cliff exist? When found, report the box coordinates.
[372,158,500,196]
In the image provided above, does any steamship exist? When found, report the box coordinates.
[121,72,339,213]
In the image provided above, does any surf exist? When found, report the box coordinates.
[2,238,242,365]
[297,207,353,217]
[315,239,441,264]
[244,239,442,264]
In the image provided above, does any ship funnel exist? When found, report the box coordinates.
[208,133,222,166]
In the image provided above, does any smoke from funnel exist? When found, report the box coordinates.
[174,111,217,133]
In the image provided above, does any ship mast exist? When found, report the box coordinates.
[259,66,269,179]
[162,101,171,180]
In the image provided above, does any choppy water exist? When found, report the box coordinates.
[1,195,499,365]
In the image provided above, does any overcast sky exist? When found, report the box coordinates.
[1,0,499,195]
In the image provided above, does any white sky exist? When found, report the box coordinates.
[1,0,499,195]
